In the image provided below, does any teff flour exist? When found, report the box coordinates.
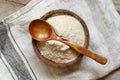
[37,15,85,63]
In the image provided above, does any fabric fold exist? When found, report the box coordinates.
[1,0,120,80]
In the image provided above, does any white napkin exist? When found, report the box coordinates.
[2,0,120,80]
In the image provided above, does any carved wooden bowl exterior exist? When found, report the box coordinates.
[32,9,89,68]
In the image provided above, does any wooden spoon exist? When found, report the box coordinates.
[29,19,107,64]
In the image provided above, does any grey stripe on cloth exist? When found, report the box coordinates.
[0,21,33,80]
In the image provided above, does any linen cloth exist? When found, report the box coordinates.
[0,0,120,80]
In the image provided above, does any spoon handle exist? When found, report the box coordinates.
[58,39,107,64]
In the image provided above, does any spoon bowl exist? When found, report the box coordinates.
[29,19,53,41]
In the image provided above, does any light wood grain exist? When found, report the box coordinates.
[0,0,24,19]
[113,0,120,13]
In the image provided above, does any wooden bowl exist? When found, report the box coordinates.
[32,9,89,68]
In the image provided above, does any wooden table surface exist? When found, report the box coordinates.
[113,0,120,13]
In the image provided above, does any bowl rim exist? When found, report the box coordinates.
[32,9,89,68]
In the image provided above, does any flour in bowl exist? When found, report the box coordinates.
[37,15,85,63]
